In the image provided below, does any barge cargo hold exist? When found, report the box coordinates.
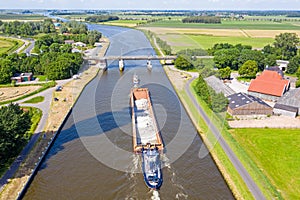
[130,88,163,153]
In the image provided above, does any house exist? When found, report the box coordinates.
[11,73,33,83]
[273,88,300,117]
[73,42,86,47]
[227,92,273,116]
[64,40,74,45]
[248,70,290,101]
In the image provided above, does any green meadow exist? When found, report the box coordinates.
[231,128,300,199]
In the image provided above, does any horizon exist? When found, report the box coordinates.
[0,0,300,11]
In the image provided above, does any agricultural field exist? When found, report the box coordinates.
[230,128,300,199]
[139,19,300,52]
[102,19,146,27]
[0,37,24,54]
[0,14,46,21]
[142,19,300,30]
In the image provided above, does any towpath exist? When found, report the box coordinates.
[185,77,266,200]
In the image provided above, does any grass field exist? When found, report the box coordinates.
[142,19,300,30]
[230,128,300,199]
[0,37,23,54]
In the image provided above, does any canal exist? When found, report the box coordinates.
[23,24,234,199]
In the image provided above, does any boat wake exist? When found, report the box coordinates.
[125,154,140,199]
[161,154,188,200]
[150,190,160,200]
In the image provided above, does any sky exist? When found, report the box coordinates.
[0,0,299,10]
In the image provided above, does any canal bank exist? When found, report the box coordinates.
[0,38,110,200]
[163,66,252,199]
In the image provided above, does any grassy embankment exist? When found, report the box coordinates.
[0,37,24,54]
[23,96,44,104]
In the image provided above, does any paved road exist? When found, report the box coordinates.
[185,77,266,200]
[0,79,71,193]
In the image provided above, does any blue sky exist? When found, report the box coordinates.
[0,0,299,10]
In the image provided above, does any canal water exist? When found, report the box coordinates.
[24,24,234,199]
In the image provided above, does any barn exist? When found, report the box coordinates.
[227,92,273,116]
[248,70,290,101]
[273,88,300,117]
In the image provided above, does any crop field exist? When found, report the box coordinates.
[140,25,300,52]
[231,128,300,199]
[151,31,273,52]
[102,20,146,27]
[142,19,300,30]
[0,14,46,21]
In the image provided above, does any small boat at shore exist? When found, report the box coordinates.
[141,146,163,190]
[147,60,152,70]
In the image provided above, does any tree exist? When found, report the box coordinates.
[0,103,31,162]
[214,48,239,70]
[238,49,265,71]
[274,33,299,60]
[218,67,231,79]
[287,55,300,74]
[174,55,193,70]
[238,60,258,78]
[0,59,13,84]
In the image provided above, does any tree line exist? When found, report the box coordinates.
[208,33,299,78]
[85,15,119,23]
[182,16,221,24]
[0,104,31,171]
[0,19,56,36]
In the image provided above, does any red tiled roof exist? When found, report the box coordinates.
[248,70,290,97]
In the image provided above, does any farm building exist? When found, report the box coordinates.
[248,70,290,101]
[273,104,298,118]
[227,92,273,116]
[11,73,33,83]
[204,75,234,97]
[273,88,300,117]
[276,60,289,72]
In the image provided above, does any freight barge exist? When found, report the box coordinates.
[130,87,163,190]
[130,88,164,153]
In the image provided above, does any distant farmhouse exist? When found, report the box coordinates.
[227,92,273,116]
[248,70,290,101]
[273,88,300,117]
